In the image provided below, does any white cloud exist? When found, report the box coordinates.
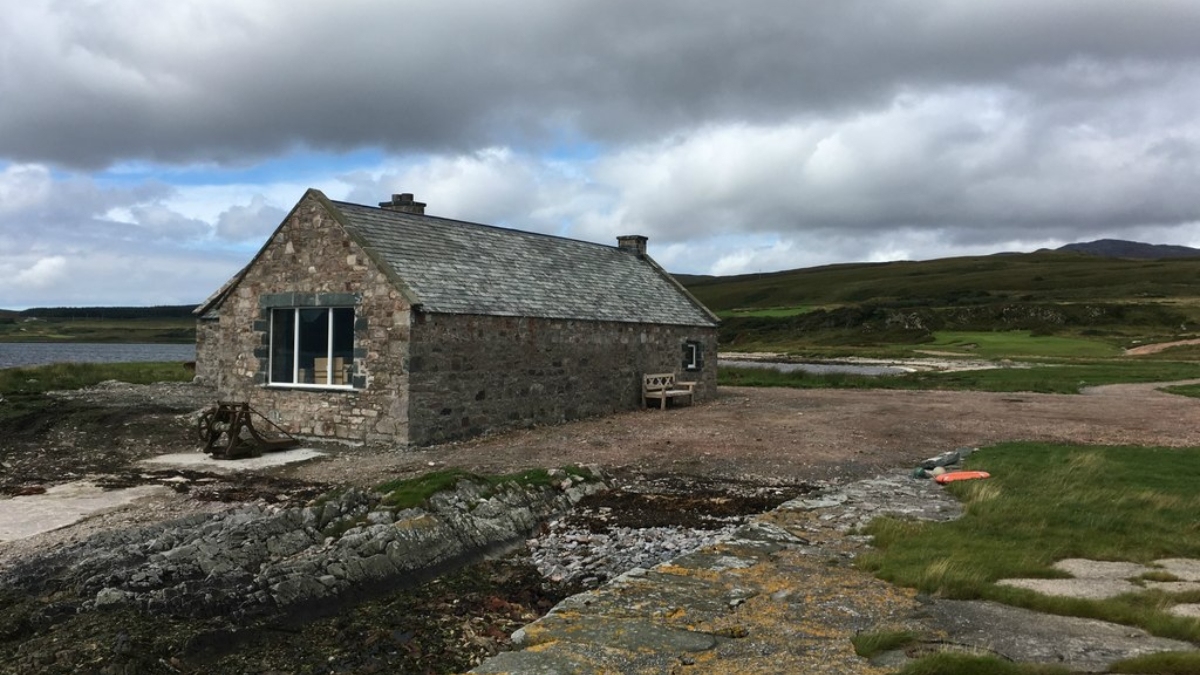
[0,163,55,215]
[13,256,67,289]
[215,195,287,242]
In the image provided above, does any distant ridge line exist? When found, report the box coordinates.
[1056,239,1200,259]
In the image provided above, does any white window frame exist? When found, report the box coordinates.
[267,307,355,389]
[684,340,701,371]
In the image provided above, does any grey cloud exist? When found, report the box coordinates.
[5,0,1200,169]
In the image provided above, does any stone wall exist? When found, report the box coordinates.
[211,193,414,444]
[193,315,220,386]
[407,313,718,446]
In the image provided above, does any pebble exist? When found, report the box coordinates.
[527,520,742,588]
[524,473,964,588]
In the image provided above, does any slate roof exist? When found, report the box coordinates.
[328,197,717,327]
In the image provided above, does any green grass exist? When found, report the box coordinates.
[856,442,1200,642]
[377,466,594,509]
[1108,651,1200,674]
[0,361,194,395]
[719,359,1200,394]
[924,331,1121,358]
[1163,383,1200,399]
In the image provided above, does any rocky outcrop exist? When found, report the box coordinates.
[2,472,603,621]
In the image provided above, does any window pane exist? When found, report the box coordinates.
[331,308,354,385]
[270,309,295,383]
[298,308,328,384]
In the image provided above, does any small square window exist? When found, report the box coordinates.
[683,340,702,371]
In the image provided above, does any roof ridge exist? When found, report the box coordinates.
[329,199,623,253]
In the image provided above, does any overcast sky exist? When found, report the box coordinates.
[3,0,1200,309]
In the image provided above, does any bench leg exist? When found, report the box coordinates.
[660,395,667,410]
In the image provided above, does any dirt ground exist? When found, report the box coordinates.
[3,379,1200,673]
[279,380,1200,489]
[7,378,1200,500]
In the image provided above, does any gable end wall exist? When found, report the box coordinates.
[210,195,414,443]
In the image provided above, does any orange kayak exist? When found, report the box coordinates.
[935,471,991,485]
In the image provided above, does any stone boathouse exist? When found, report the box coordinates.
[194,189,719,446]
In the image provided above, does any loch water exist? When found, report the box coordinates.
[0,343,196,370]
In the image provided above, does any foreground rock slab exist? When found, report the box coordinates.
[0,481,170,542]
[905,599,1193,673]
[474,475,1200,674]
[1,473,604,628]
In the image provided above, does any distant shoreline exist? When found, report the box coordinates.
[0,343,196,370]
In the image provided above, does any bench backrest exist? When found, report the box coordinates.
[643,373,676,392]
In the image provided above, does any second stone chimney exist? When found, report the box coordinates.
[379,193,427,215]
[617,235,648,256]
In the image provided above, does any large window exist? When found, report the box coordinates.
[269,307,354,387]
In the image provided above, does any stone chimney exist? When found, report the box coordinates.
[379,193,427,215]
[616,235,648,256]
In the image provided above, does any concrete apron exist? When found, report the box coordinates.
[473,490,1197,675]
[0,449,325,543]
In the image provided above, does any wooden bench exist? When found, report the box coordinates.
[643,373,697,410]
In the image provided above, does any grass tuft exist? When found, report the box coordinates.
[850,629,919,658]
[377,469,481,509]
[376,466,595,509]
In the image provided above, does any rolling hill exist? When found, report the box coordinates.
[1057,239,1200,259]
[681,249,1200,314]
[677,242,1200,350]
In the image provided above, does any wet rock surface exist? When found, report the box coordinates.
[2,475,601,619]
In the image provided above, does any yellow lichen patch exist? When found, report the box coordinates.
[392,513,438,530]
[473,506,932,674]
[654,564,725,582]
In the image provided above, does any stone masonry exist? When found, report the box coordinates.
[407,314,716,445]
[205,194,414,444]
